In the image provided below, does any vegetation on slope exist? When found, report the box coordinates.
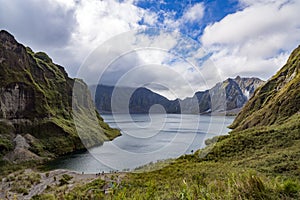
[0,30,120,174]
[229,45,300,130]
[47,45,300,199]
[2,30,298,199]
[51,113,298,199]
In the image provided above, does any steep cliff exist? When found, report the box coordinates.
[229,45,300,130]
[0,30,120,163]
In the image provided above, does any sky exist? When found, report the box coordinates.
[1,0,300,99]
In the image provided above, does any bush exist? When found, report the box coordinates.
[14,187,29,195]
[64,179,105,199]
[281,179,300,196]
[27,173,41,184]
[59,174,73,186]
[32,194,56,200]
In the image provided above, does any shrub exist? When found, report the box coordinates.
[59,174,73,186]
[228,173,270,199]
[281,179,300,196]
[13,187,29,195]
[32,194,56,200]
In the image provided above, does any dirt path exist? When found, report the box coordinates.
[25,170,96,199]
[0,169,106,199]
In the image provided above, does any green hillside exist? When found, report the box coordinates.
[45,45,300,199]
[229,45,300,130]
[0,30,120,173]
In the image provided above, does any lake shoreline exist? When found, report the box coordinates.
[46,114,235,173]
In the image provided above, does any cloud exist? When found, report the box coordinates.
[75,28,216,99]
[238,0,284,7]
[65,0,149,73]
[0,0,223,99]
[0,0,155,76]
[182,3,205,23]
[201,0,300,80]
[153,2,205,37]
[1,0,300,100]
[0,0,76,49]
[142,12,158,26]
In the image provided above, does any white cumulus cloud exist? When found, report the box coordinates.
[200,0,300,80]
[182,3,205,23]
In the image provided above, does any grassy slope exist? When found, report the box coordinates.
[104,113,300,199]
[39,114,300,199]
[35,46,300,199]
[229,45,300,131]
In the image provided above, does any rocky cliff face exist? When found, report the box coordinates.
[94,77,264,114]
[0,83,34,119]
[177,76,264,114]
[234,76,263,99]
[212,76,264,112]
[229,45,300,130]
[0,30,120,163]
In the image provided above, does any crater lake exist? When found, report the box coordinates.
[47,114,234,173]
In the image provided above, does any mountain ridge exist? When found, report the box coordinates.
[93,76,264,114]
[229,45,300,130]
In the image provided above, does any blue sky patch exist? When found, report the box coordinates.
[136,0,240,39]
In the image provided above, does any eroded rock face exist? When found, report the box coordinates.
[0,83,34,119]
[0,30,120,162]
[234,76,264,100]
[4,134,41,163]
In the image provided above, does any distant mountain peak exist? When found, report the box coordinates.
[94,76,264,114]
[0,29,15,39]
[235,75,241,80]
[0,30,21,52]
